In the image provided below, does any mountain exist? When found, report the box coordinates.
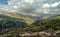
[1,13,60,25]
[35,14,60,20]
[19,15,60,33]
[0,13,60,36]
[32,14,60,25]
[30,15,60,33]
[0,14,31,35]
[0,14,28,24]
[1,13,35,25]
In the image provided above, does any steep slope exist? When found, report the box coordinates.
[0,14,31,35]
[2,13,35,25]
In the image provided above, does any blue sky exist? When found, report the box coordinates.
[0,0,8,5]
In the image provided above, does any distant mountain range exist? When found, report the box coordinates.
[1,13,60,24]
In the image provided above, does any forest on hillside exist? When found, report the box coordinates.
[0,16,60,37]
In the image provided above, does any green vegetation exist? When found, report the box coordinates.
[14,18,60,33]
[3,13,35,25]
[0,14,60,37]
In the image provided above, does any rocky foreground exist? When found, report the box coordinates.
[1,31,60,37]
[18,31,60,37]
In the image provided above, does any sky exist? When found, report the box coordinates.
[0,0,8,5]
[0,0,60,15]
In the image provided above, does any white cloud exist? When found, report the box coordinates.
[44,11,48,13]
[25,0,34,4]
[0,0,60,14]
[43,3,50,8]
[17,2,21,5]
[43,1,60,8]
[51,2,60,7]
[25,0,31,2]
[13,6,18,9]
[44,9,49,13]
